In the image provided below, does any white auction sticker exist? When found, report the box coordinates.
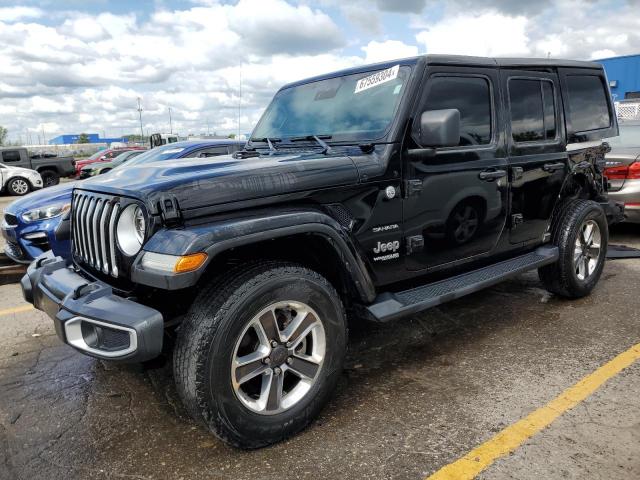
[354,65,400,94]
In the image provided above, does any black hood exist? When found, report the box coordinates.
[77,150,359,213]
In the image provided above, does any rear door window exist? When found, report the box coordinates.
[1,150,21,162]
[508,79,557,143]
[565,75,611,132]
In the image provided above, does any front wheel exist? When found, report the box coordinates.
[7,177,31,196]
[539,199,608,298]
[173,262,347,449]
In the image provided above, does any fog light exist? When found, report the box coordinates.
[65,317,137,358]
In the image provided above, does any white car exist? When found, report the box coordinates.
[0,165,43,196]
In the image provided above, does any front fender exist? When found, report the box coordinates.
[133,209,376,302]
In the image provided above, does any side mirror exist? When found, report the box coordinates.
[419,109,460,148]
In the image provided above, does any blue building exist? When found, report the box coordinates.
[596,54,640,101]
[48,133,127,145]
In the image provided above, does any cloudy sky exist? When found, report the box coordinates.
[0,0,638,143]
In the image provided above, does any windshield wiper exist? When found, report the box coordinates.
[249,137,281,151]
[289,135,333,154]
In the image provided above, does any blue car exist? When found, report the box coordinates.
[2,140,245,263]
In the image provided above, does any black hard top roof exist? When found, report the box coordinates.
[426,54,602,69]
[282,54,603,90]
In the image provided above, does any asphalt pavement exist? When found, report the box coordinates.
[0,215,639,479]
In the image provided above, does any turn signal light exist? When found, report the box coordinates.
[174,252,208,273]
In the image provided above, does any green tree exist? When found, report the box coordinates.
[77,133,90,144]
[227,133,236,139]
[0,126,7,146]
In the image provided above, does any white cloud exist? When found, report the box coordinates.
[416,13,529,57]
[227,0,345,55]
[1,0,639,144]
[0,6,42,22]
[362,40,419,64]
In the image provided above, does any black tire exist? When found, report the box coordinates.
[538,199,608,298]
[7,177,31,196]
[40,169,60,187]
[99,168,112,175]
[173,261,347,449]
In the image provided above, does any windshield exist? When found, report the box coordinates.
[606,124,640,148]
[251,65,411,143]
[115,144,187,169]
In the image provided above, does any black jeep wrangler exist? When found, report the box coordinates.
[22,55,620,448]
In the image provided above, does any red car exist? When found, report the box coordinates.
[74,147,146,176]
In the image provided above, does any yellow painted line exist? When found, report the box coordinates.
[0,304,34,317]
[426,342,640,480]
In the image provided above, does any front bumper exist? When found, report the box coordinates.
[21,251,163,362]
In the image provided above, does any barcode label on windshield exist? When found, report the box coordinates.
[354,65,400,94]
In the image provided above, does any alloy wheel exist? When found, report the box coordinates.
[574,219,601,281]
[11,179,29,195]
[231,301,326,415]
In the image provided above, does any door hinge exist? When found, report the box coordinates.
[404,179,422,198]
[405,235,424,255]
[511,213,524,229]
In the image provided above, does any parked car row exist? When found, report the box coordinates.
[79,149,146,178]
[2,140,244,263]
[74,146,147,177]
[0,147,75,187]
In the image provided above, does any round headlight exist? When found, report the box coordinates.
[116,205,146,256]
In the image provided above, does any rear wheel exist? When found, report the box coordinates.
[173,262,347,448]
[7,177,30,196]
[40,169,59,187]
[539,199,607,298]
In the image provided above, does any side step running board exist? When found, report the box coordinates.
[366,246,559,323]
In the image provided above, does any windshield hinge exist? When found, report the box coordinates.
[159,195,181,225]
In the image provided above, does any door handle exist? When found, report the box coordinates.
[543,162,565,172]
[479,169,507,181]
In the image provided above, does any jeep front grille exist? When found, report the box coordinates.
[72,191,120,277]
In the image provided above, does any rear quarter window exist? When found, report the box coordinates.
[566,75,611,132]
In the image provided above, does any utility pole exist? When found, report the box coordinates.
[238,63,242,139]
[41,126,46,145]
[206,118,210,136]
[168,106,173,134]
[137,97,144,143]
